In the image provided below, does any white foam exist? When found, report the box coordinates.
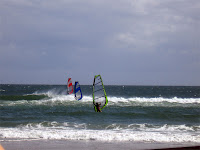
[36,90,200,105]
[37,95,93,106]
[107,96,200,105]
[0,123,200,143]
[31,94,200,105]
[1,90,200,107]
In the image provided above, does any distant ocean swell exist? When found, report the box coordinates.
[1,92,200,104]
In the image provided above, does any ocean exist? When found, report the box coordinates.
[0,84,200,143]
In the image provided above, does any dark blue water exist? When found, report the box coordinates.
[0,84,200,143]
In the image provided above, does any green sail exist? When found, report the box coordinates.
[93,75,108,112]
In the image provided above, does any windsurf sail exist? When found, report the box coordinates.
[67,78,73,94]
[74,81,83,101]
[93,75,108,112]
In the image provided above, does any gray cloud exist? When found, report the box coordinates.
[0,0,200,85]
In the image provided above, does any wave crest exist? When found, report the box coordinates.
[1,123,199,143]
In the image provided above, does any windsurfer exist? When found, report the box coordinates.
[95,103,102,112]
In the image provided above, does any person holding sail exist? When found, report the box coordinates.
[95,102,102,112]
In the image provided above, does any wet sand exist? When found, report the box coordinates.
[0,139,200,150]
[0,144,5,150]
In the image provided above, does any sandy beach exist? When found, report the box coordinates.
[1,139,200,150]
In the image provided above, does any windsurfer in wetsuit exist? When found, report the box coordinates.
[95,103,102,112]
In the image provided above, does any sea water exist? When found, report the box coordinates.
[0,84,200,143]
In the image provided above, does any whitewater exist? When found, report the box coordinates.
[0,84,200,144]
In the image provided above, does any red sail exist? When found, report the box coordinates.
[67,78,73,94]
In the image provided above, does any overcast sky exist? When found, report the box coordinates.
[0,0,200,85]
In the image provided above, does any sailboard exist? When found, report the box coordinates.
[74,81,83,100]
[67,78,73,94]
[93,75,108,112]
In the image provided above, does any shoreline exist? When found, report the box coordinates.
[1,139,200,150]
